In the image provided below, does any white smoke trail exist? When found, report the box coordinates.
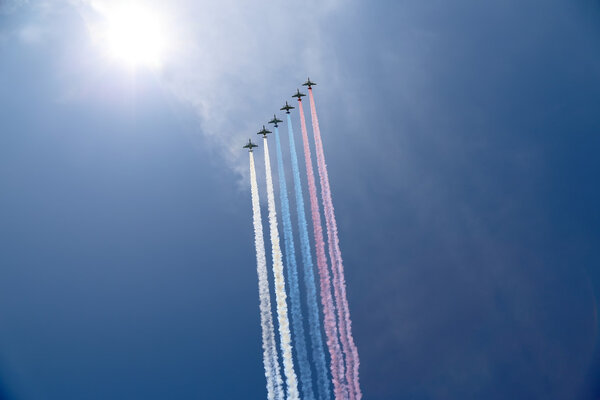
[263,137,300,400]
[249,151,284,400]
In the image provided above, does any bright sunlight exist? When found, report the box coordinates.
[99,3,168,69]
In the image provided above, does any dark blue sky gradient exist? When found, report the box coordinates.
[1,0,600,399]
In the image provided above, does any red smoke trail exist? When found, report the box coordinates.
[298,99,349,400]
[308,88,362,400]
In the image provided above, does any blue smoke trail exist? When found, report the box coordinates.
[263,137,299,400]
[274,125,315,400]
[286,114,332,400]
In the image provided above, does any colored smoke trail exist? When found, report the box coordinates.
[297,100,349,400]
[274,125,315,400]
[286,113,332,400]
[308,88,362,400]
[249,151,284,400]
[263,137,300,400]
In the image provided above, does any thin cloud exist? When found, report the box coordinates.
[2,0,351,184]
[0,0,29,14]
[73,0,349,179]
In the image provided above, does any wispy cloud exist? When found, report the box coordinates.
[0,0,29,15]
[17,23,42,43]
[65,0,350,180]
[0,0,62,44]
[1,0,351,184]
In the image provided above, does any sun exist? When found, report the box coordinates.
[101,4,168,69]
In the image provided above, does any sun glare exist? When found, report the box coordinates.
[102,4,168,69]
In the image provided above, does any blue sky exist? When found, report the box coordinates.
[0,0,599,399]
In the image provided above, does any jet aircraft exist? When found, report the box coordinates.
[243,139,258,152]
[268,115,283,127]
[292,89,306,100]
[302,78,316,88]
[257,125,272,138]
[280,101,295,114]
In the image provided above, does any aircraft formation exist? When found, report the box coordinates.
[241,80,314,153]
[244,79,361,400]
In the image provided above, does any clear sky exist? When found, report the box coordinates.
[0,0,599,399]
